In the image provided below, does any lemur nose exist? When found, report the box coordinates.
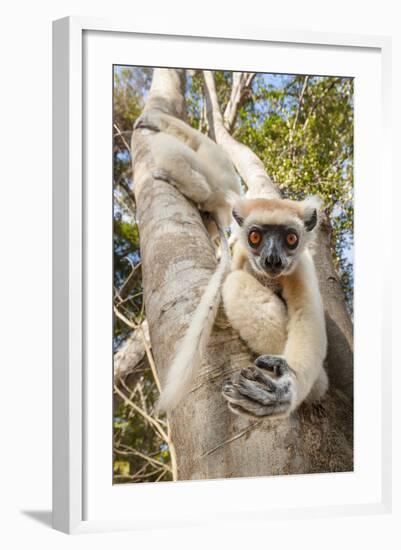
[265,256,282,269]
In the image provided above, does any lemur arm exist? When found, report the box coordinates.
[280,251,328,408]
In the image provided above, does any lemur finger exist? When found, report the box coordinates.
[236,376,279,405]
[227,402,287,419]
[239,366,277,393]
[238,371,293,404]
[222,380,236,397]
[223,385,283,417]
[223,371,293,417]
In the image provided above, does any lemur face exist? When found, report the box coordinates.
[233,197,320,279]
[245,223,301,277]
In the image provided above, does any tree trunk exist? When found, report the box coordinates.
[131,68,353,481]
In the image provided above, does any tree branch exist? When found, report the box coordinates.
[114,123,131,152]
[291,76,309,133]
[203,70,277,199]
[114,320,149,380]
[223,72,256,132]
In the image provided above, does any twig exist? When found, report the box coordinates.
[114,469,164,481]
[116,260,142,302]
[154,469,169,482]
[292,75,309,133]
[138,324,161,394]
[167,422,178,481]
[201,420,262,458]
[114,446,172,472]
[114,123,131,151]
[114,306,138,330]
[114,384,169,442]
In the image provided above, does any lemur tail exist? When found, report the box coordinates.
[157,223,230,412]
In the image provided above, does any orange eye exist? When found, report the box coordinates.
[248,231,262,246]
[286,233,298,247]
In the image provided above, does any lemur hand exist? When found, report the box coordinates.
[222,356,295,418]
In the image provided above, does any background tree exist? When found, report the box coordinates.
[114,67,353,482]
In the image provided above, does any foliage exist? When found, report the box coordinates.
[113,67,354,484]
[113,68,151,347]
[114,367,172,484]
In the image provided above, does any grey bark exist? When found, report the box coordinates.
[131,68,353,481]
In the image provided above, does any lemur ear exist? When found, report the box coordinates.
[302,195,322,232]
[232,199,245,226]
[304,209,317,231]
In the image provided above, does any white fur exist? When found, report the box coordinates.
[282,251,328,408]
[301,194,323,213]
[222,269,288,356]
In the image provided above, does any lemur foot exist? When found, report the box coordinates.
[222,356,295,418]
[152,169,171,182]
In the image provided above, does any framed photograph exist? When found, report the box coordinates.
[52,16,392,534]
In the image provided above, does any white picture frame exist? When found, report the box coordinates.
[52,16,392,534]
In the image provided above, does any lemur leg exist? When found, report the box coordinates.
[134,110,202,150]
[222,270,296,418]
[135,110,210,203]
[150,132,211,205]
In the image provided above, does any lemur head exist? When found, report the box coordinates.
[233,196,321,278]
